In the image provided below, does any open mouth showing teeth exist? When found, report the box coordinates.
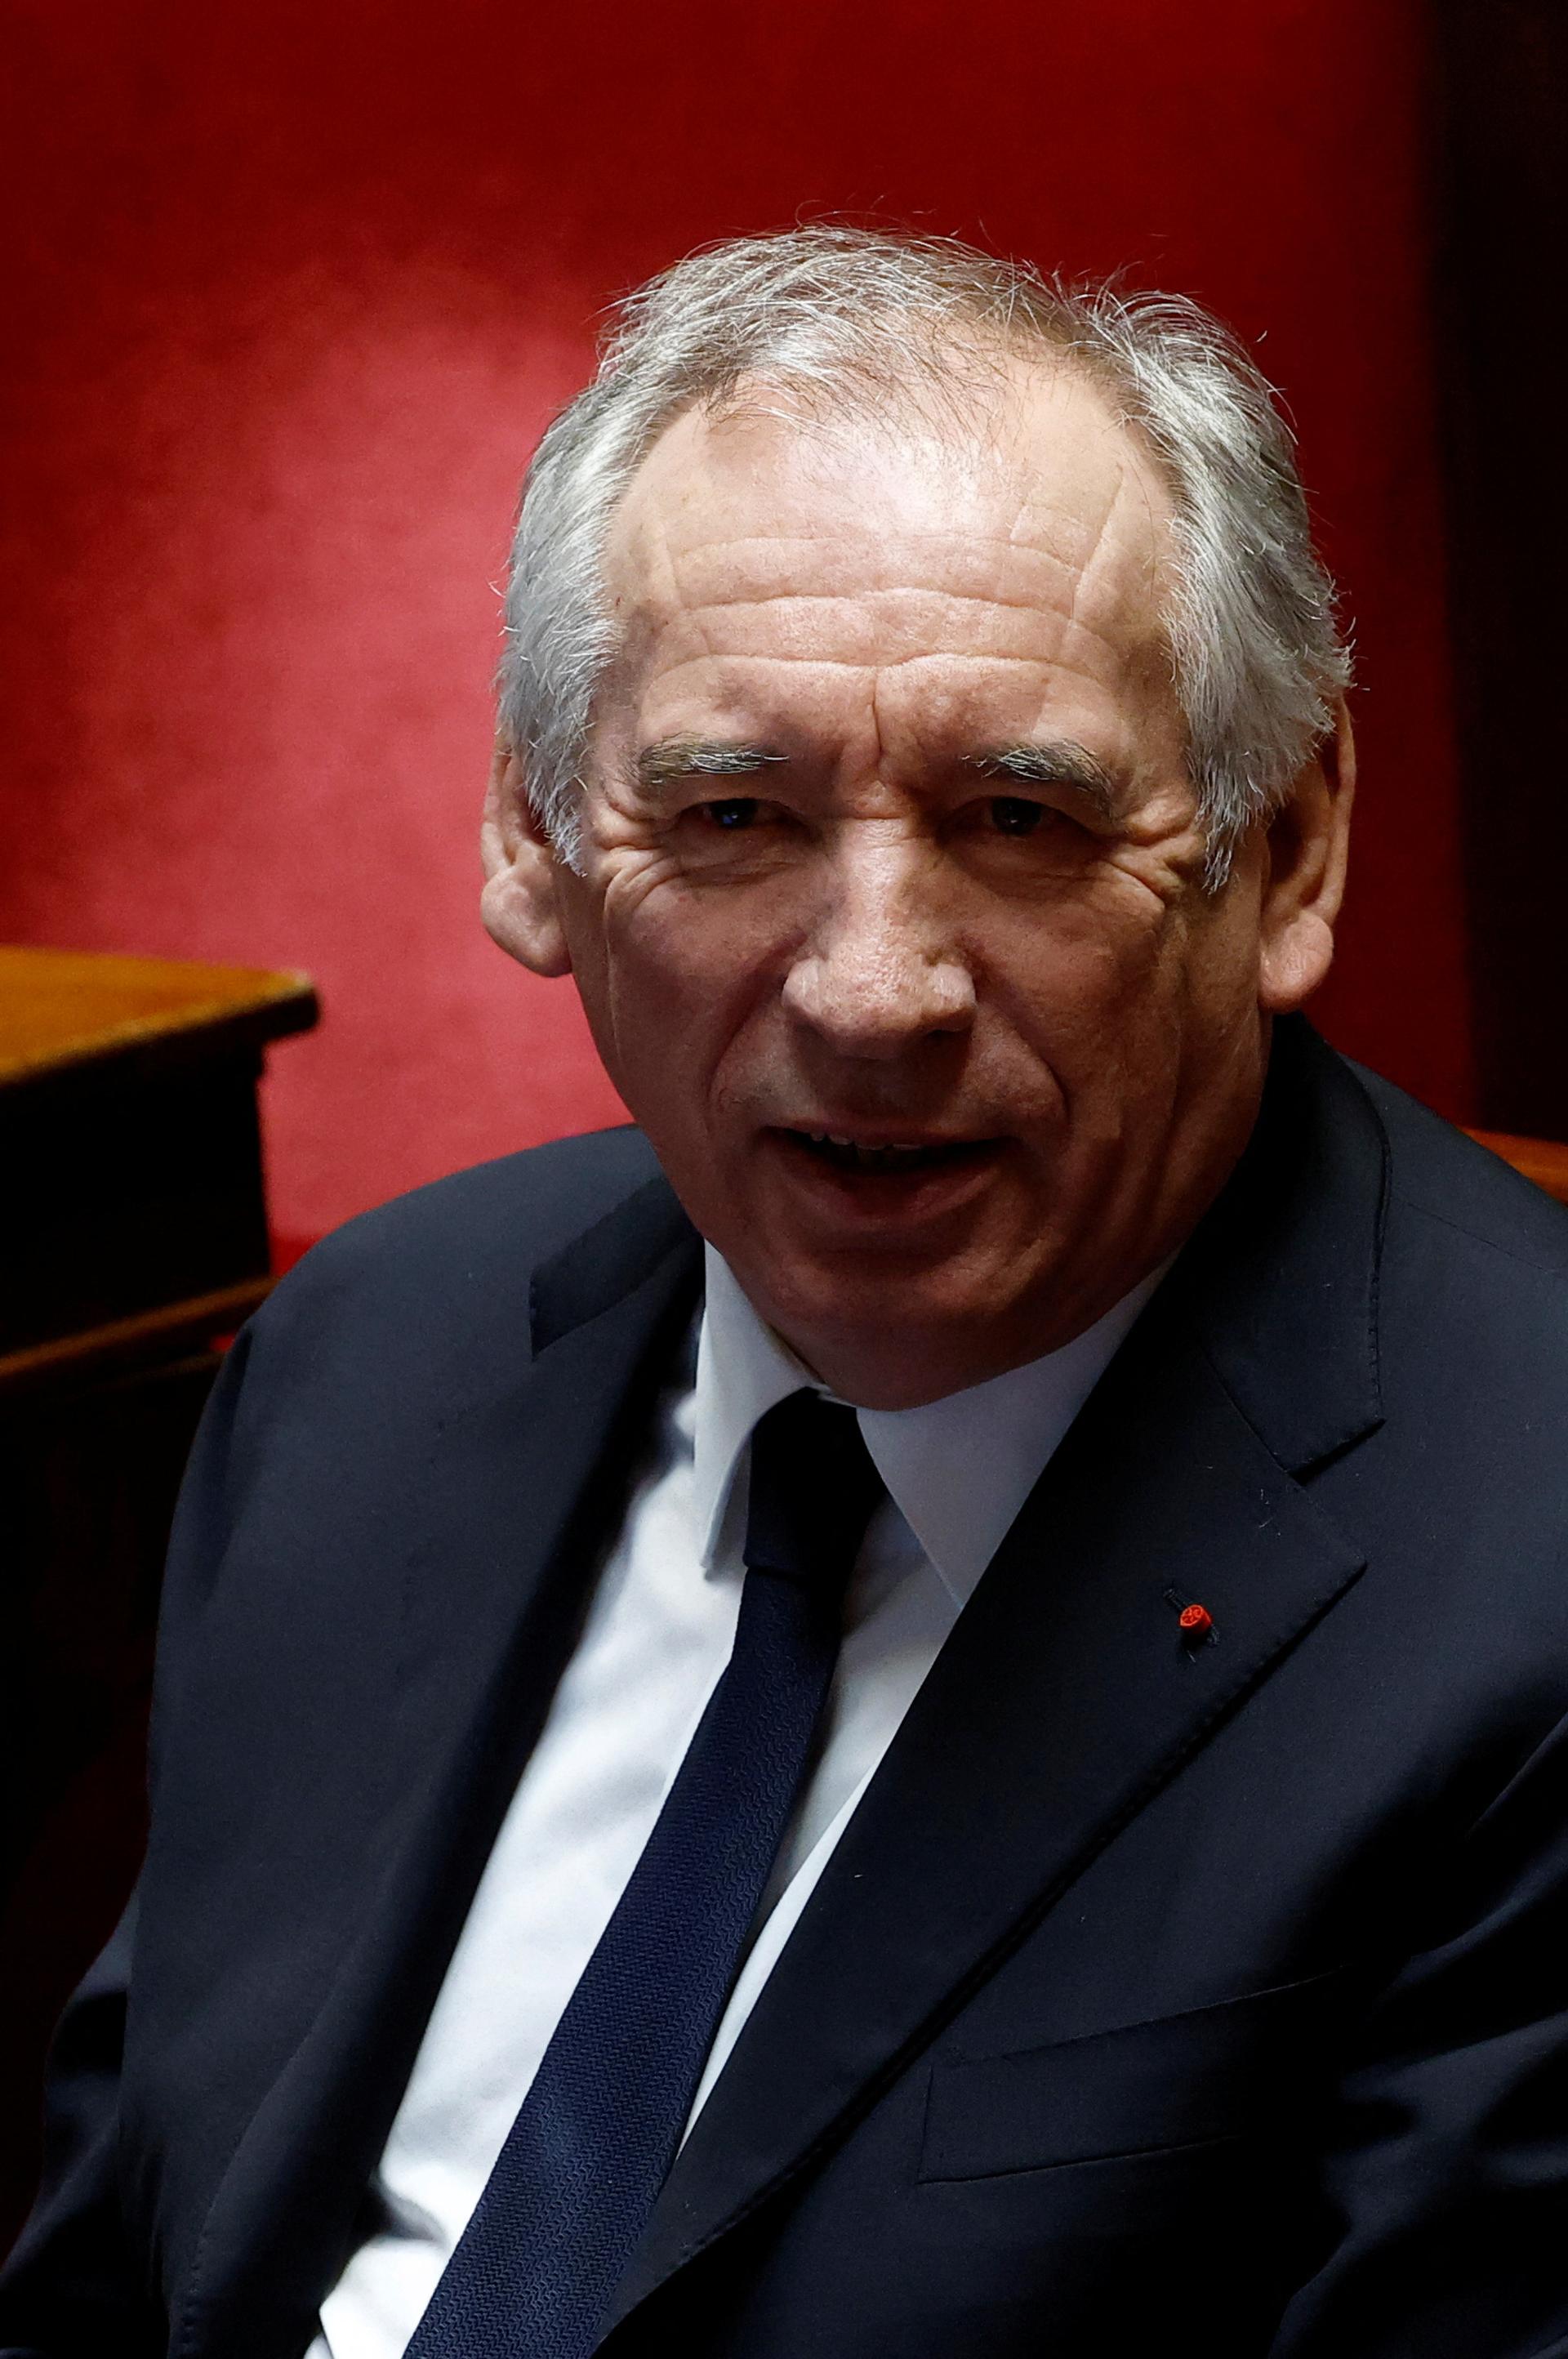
[785,1130,991,1175]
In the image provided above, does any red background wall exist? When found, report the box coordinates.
[0,0,1472,1251]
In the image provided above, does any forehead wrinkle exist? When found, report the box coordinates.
[996,447,1171,653]
[996,361,1174,544]
[606,508,689,711]
[616,361,1169,592]
[642,601,1150,693]
[650,586,1112,678]
[615,424,1173,727]
[650,510,1163,668]
[634,654,1153,761]
[1037,469,1160,674]
[633,494,686,622]
[657,528,1088,604]
[641,649,1127,676]
[666,590,1149,672]
[1046,462,1143,646]
[661,524,1086,559]
[667,582,1085,617]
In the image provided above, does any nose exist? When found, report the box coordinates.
[781,832,975,1059]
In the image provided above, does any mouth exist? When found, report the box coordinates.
[781,1127,997,1177]
[758,1125,1009,1237]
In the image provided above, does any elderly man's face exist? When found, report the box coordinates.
[484,360,1348,1406]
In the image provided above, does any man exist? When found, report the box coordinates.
[4,227,1567,2357]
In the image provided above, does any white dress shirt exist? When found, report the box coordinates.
[309,1246,1160,2359]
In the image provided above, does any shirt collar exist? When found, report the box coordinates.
[693,1244,1165,1608]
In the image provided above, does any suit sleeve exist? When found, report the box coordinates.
[0,1905,159,2359]
[0,1331,256,2357]
[1271,1701,1568,2357]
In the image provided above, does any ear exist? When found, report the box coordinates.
[479,740,573,978]
[1256,701,1355,1014]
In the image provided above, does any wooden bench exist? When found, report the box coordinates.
[0,947,317,2249]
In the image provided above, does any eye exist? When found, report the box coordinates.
[988,796,1049,836]
[700,798,760,830]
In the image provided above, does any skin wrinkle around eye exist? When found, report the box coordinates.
[608,703,1192,906]
[633,736,1121,832]
[967,746,1120,824]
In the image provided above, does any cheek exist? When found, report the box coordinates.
[978,882,1175,1059]
[581,879,794,1124]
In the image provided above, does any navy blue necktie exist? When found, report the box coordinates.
[403,1388,883,2359]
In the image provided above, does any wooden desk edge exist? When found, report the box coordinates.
[0,966,318,1086]
[0,1278,274,1398]
[1465,1127,1568,1206]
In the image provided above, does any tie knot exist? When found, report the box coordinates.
[743,1389,884,1592]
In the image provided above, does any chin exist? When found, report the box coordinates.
[769,1262,1030,1367]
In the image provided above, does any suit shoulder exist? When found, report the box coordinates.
[244,1126,665,1377]
[1341,1057,1568,1474]
[1351,1057,1568,1278]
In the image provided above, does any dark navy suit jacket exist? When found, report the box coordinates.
[5,1019,1568,2356]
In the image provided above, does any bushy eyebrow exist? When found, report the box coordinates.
[966,741,1120,821]
[633,734,1121,820]
[635,737,788,792]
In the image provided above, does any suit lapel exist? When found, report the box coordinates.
[186,1020,1389,2358]
[608,1314,1366,2331]
[608,1021,1388,2334]
[184,1176,702,2359]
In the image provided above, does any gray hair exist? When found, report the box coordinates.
[498,226,1349,885]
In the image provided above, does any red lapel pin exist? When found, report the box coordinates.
[1164,1588,1218,1650]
